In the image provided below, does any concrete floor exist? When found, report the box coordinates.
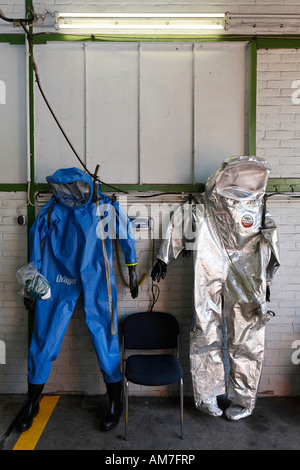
[0,394,299,452]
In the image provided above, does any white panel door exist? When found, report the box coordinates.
[33,41,249,185]
[0,44,26,184]
[86,43,139,184]
[140,43,193,184]
[34,43,85,183]
[194,42,248,183]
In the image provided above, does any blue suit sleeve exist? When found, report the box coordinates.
[114,201,137,266]
[29,198,58,271]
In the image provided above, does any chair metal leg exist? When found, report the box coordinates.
[122,374,125,409]
[125,380,129,441]
[180,378,184,439]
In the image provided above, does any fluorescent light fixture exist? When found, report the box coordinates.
[55,12,226,33]
[225,12,300,31]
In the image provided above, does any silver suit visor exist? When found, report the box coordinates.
[215,162,269,200]
[50,181,92,208]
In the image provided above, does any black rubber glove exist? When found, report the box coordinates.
[266,285,270,302]
[128,265,138,299]
[24,297,36,313]
[151,259,167,283]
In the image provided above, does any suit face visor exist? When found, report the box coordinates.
[215,162,268,200]
[50,180,92,207]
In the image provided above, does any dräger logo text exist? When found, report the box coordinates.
[56,275,77,285]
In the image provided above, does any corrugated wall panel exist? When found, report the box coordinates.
[34,43,86,183]
[140,43,194,184]
[86,43,139,184]
[194,42,248,183]
[0,44,26,184]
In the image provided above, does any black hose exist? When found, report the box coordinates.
[0,8,36,25]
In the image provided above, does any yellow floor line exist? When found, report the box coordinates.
[13,396,60,451]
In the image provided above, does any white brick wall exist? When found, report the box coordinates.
[257,49,300,177]
[0,2,25,33]
[0,193,28,394]
[260,198,300,397]
[256,50,300,397]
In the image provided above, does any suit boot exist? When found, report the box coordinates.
[16,383,45,432]
[100,381,123,432]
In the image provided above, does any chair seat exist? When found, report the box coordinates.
[125,354,183,386]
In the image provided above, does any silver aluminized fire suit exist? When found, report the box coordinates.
[155,156,280,420]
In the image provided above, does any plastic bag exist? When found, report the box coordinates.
[16,263,51,300]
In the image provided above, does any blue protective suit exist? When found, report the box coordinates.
[28,167,137,385]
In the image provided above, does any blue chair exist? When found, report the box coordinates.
[122,311,184,440]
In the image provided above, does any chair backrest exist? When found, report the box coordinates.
[122,311,180,350]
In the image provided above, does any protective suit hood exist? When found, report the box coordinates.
[46,167,94,208]
[205,155,270,201]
